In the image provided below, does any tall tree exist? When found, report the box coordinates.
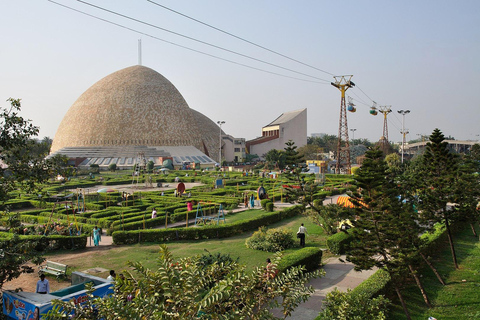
[418,129,461,268]
[284,140,303,168]
[456,153,480,238]
[0,98,57,294]
[347,148,432,319]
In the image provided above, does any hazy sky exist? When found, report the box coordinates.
[1,0,479,144]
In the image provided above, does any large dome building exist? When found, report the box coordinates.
[50,65,221,168]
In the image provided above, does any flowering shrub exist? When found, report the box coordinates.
[245,226,294,252]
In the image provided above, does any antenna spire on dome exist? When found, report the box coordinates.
[138,39,142,66]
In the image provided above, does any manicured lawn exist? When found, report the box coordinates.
[45,213,331,279]
[390,225,480,319]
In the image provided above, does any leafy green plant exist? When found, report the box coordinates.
[317,288,390,320]
[245,226,294,252]
[45,245,322,320]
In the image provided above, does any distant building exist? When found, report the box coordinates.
[222,135,246,163]
[246,109,307,158]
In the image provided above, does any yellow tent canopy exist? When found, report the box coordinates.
[337,196,365,208]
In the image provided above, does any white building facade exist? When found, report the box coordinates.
[246,109,307,158]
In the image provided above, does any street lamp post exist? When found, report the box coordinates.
[350,128,356,145]
[397,110,410,163]
[217,121,225,165]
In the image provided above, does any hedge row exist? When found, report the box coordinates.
[17,214,96,235]
[0,232,87,251]
[277,247,323,273]
[326,231,353,254]
[349,268,391,299]
[112,205,303,245]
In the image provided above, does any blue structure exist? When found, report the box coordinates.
[195,203,225,225]
[3,272,113,319]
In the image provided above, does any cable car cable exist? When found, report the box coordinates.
[146,0,336,77]
[73,0,330,82]
[48,0,327,84]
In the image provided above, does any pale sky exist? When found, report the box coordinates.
[1,0,479,145]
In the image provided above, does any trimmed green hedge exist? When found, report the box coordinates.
[349,268,391,299]
[112,205,303,245]
[0,232,87,251]
[278,247,323,273]
[326,231,353,254]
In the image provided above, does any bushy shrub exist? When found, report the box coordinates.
[265,202,274,212]
[316,288,390,320]
[260,199,270,209]
[245,226,294,252]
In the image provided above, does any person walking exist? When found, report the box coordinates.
[297,223,308,247]
[36,274,50,294]
[151,208,157,219]
[93,226,101,246]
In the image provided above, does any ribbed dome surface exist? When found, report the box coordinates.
[51,65,219,159]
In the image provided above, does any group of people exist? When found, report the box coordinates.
[244,194,256,208]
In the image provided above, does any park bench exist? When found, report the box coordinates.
[39,261,68,278]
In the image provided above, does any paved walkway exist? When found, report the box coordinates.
[272,256,377,319]
[270,194,377,319]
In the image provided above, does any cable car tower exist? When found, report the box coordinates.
[331,75,355,174]
[378,105,392,154]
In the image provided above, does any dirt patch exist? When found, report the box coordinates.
[1,237,123,294]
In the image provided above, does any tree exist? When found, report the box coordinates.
[347,148,431,319]
[309,204,352,235]
[45,245,322,319]
[146,160,154,173]
[264,149,285,170]
[0,98,54,293]
[284,140,303,168]
[307,134,338,153]
[455,153,480,238]
[417,129,461,268]
[108,163,117,172]
[297,144,322,161]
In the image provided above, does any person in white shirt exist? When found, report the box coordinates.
[107,270,116,282]
[297,223,308,248]
[152,208,157,219]
[36,274,50,294]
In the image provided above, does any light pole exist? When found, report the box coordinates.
[350,128,356,145]
[217,121,225,165]
[397,110,410,163]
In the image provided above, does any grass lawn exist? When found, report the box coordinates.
[45,213,331,279]
[390,225,480,319]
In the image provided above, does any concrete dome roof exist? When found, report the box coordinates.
[51,65,219,159]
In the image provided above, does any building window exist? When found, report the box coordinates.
[234,148,240,152]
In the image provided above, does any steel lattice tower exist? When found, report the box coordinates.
[331,75,355,174]
[378,106,392,154]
